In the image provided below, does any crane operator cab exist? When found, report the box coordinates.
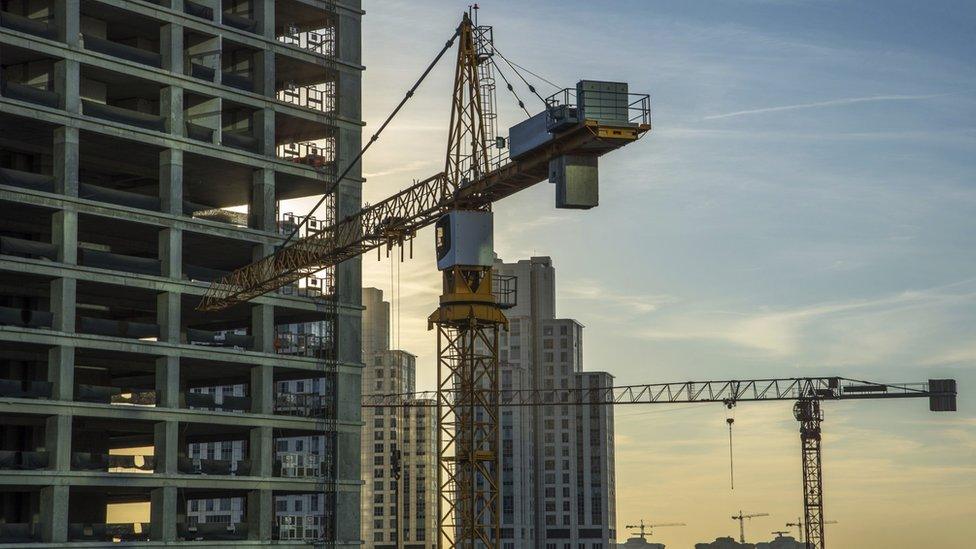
[435,210,493,271]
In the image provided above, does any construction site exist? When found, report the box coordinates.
[0,1,970,548]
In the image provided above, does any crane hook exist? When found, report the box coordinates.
[725,401,736,491]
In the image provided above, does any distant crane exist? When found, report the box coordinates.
[625,519,686,540]
[772,530,792,538]
[787,518,838,544]
[731,511,770,544]
[363,376,956,549]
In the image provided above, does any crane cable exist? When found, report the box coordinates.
[279,25,463,251]
[505,58,563,91]
[492,44,550,107]
[489,55,531,117]
[726,403,736,491]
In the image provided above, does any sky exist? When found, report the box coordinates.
[287,1,976,546]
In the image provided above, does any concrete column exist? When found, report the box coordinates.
[246,489,273,540]
[49,278,75,333]
[54,59,80,114]
[53,0,80,46]
[150,486,178,541]
[46,346,74,401]
[159,228,182,279]
[254,108,275,156]
[251,303,274,352]
[53,126,79,195]
[52,210,77,264]
[338,12,362,66]
[156,291,181,343]
[159,149,183,215]
[44,415,72,470]
[250,362,273,415]
[161,87,184,136]
[39,485,69,542]
[250,303,275,415]
[160,23,184,73]
[254,0,275,39]
[153,421,179,474]
[155,357,180,408]
[249,426,273,476]
[250,169,276,231]
[254,49,275,97]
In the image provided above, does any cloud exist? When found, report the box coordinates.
[635,279,976,359]
[363,159,437,179]
[702,94,951,121]
[561,278,676,316]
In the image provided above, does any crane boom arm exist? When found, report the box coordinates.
[361,376,957,408]
[198,118,649,311]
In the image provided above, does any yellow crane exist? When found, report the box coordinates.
[196,10,650,548]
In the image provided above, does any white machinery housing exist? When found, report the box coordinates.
[435,210,494,271]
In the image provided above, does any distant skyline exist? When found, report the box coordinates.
[290,1,975,546]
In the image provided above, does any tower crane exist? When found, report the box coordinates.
[731,511,770,544]
[363,376,957,549]
[195,10,650,549]
[626,519,686,540]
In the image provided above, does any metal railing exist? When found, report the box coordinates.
[545,87,652,127]
[277,82,336,114]
[277,140,335,169]
[277,26,336,57]
[274,332,334,358]
[276,514,326,542]
[274,391,334,417]
[277,451,328,478]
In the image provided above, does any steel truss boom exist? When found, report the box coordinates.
[361,376,955,408]
[197,80,646,312]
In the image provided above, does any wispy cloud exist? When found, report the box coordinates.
[363,159,436,179]
[703,93,950,120]
[562,278,676,316]
[635,279,976,359]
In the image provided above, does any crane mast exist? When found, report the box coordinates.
[795,398,825,549]
[430,13,503,549]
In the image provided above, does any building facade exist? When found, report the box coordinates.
[360,287,437,549]
[0,0,364,545]
[495,256,617,549]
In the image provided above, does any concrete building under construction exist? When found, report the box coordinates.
[0,0,363,545]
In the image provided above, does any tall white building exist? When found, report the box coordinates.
[360,288,437,549]
[495,256,617,549]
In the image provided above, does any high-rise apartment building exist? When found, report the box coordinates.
[495,256,617,549]
[0,0,364,545]
[360,287,437,549]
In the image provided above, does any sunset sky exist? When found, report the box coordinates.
[286,1,976,546]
